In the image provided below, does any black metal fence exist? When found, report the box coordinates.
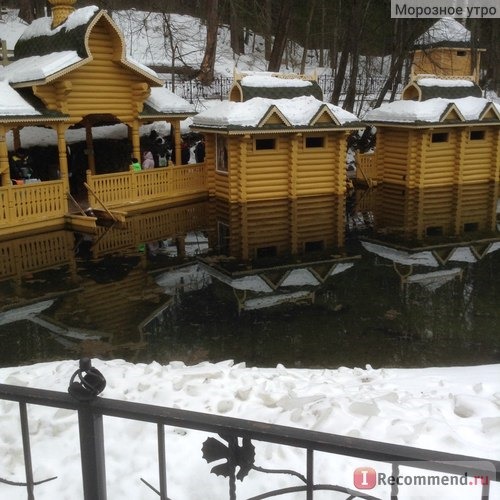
[164,75,401,108]
[0,360,498,500]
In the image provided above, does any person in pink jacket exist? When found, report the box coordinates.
[142,150,155,169]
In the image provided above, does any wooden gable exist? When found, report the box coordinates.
[310,105,341,126]
[257,106,291,128]
[479,103,500,121]
[440,103,465,123]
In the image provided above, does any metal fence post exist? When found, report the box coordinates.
[77,404,107,500]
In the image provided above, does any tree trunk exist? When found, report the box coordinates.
[267,0,292,72]
[198,0,219,85]
[18,0,46,22]
[229,0,244,55]
[300,0,316,74]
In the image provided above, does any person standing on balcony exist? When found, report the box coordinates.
[142,151,155,169]
[9,148,33,183]
[130,157,141,171]
[194,137,205,163]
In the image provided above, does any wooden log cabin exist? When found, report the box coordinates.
[190,72,362,247]
[362,18,500,240]
[0,0,199,238]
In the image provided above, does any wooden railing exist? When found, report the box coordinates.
[356,152,378,187]
[0,230,73,280]
[86,163,208,210]
[0,181,66,228]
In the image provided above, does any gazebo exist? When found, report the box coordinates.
[0,0,200,236]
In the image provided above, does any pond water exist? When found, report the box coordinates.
[1,194,499,369]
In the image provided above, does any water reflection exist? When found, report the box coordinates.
[0,191,499,368]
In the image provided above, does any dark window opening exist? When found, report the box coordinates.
[256,246,277,258]
[431,132,448,143]
[470,130,485,140]
[304,240,324,252]
[426,226,443,237]
[456,51,466,56]
[305,137,325,148]
[255,138,276,150]
[464,222,478,232]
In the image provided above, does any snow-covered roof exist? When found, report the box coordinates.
[365,96,500,124]
[418,78,474,88]
[414,17,471,48]
[144,87,195,114]
[192,95,360,130]
[241,73,313,88]
[401,77,483,102]
[0,51,83,84]
[8,6,162,87]
[0,80,40,116]
[17,6,98,42]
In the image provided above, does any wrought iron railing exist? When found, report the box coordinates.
[0,359,497,500]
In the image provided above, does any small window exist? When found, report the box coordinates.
[255,138,276,150]
[456,51,466,56]
[305,137,325,148]
[470,130,485,141]
[464,222,478,232]
[256,246,277,258]
[431,132,448,143]
[304,240,324,252]
[426,226,443,237]
[216,136,228,173]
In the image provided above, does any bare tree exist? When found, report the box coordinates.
[18,0,46,22]
[229,0,245,55]
[267,0,292,71]
[299,0,316,74]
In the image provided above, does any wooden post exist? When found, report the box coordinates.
[173,120,181,167]
[0,125,10,186]
[56,123,70,193]
[85,125,95,174]
[13,127,21,151]
[130,120,140,162]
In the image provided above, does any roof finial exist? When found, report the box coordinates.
[49,0,77,29]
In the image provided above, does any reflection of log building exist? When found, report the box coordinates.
[212,196,344,261]
[363,18,499,241]
[203,196,358,313]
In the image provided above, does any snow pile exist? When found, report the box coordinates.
[0,359,499,499]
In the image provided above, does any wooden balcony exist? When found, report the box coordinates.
[0,164,209,238]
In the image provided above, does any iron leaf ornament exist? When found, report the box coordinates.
[202,435,255,481]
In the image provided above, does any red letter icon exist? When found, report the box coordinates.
[354,467,377,489]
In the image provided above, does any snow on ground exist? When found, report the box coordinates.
[0,359,499,499]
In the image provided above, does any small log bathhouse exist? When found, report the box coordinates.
[363,18,500,240]
[191,72,362,248]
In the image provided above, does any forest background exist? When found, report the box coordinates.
[5,0,500,113]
